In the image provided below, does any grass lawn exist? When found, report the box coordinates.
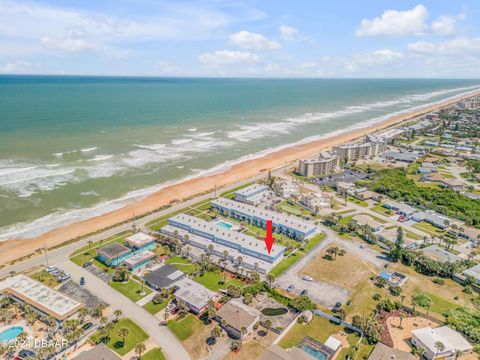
[165,256,199,275]
[279,316,350,349]
[413,221,444,236]
[269,234,324,277]
[142,348,166,360]
[370,204,393,216]
[31,270,60,288]
[276,200,312,217]
[70,231,132,257]
[338,215,354,225]
[91,318,148,356]
[194,269,245,292]
[146,198,213,231]
[404,229,423,240]
[424,291,460,315]
[167,314,204,341]
[347,196,368,207]
[109,279,151,302]
[143,297,170,315]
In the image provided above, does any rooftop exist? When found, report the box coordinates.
[352,214,383,230]
[143,264,185,289]
[123,250,156,268]
[168,213,285,258]
[412,326,472,353]
[125,232,156,247]
[0,275,83,320]
[217,299,259,331]
[420,245,463,263]
[174,277,216,310]
[234,184,269,197]
[463,264,480,281]
[211,197,317,235]
[97,243,131,260]
[73,344,121,360]
[367,343,416,360]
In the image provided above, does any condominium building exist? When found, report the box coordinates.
[300,192,331,212]
[274,179,300,198]
[298,151,340,177]
[333,141,386,162]
[160,213,286,272]
[234,184,270,205]
[210,197,318,240]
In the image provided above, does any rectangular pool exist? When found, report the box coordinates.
[303,345,328,360]
[217,221,232,229]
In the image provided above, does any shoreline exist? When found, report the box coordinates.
[1,90,479,266]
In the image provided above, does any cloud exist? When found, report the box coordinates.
[431,16,457,36]
[408,38,480,55]
[0,60,31,73]
[229,31,280,50]
[372,49,405,59]
[40,37,91,53]
[279,25,298,40]
[356,4,428,37]
[199,50,260,67]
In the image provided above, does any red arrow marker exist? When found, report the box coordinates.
[264,220,275,254]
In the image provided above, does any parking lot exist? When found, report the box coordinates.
[59,280,107,309]
[84,263,112,282]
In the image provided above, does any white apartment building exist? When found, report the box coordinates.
[333,141,386,162]
[300,192,331,212]
[274,179,300,198]
[298,151,340,177]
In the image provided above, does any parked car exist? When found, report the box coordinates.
[82,322,93,330]
[303,275,313,282]
[83,261,92,268]
[286,284,294,292]
[80,277,85,285]
[360,244,367,249]
[58,275,71,282]
[300,289,308,296]
[165,303,176,313]
[18,350,35,359]
[332,302,343,311]
[46,265,58,273]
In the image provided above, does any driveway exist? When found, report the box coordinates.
[61,260,191,360]
[276,226,388,308]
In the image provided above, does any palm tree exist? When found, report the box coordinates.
[211,326,222,341]
[78,307,89,323]
[240,327,247,340]
[135,343,146,359]
[118,327,130,346]
[266,274,275,288]
[398,313,405,328]
[435,341,445,357]
[113,309,123,322]
[264,319,272,335]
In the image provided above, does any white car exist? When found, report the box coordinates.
[46,265,58,273]
[360,244,367,249]
[303,275,313,282]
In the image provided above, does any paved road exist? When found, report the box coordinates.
[276,225,388,308]
[0,166,292,278]
[62,261,191,360]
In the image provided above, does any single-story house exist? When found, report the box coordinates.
[216,299,260,340]
[419,245,463,264]
[462,264,480,286]
[143,264,185,290]
[459,227,480,243]
[368,343,416,360]
[174,277,217,314]
[383,200,418,218]
[382,150,420,163]
[73,344,121,360]
[352,214,384,232]
[260,344,319,360]
[411,326,473,360]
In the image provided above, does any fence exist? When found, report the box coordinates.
[312,309,363,336]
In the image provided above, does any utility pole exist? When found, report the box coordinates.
[214,184,217,198]
[44,243,49,267]
[132,210,137,232]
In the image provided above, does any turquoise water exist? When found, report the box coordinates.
[303,345,327,360]
[0,326,24,341]
[1,76,480,241]
[217,221,233,229]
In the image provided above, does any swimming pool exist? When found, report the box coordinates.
[217,221,233,229]
[0,326,24,341]
[303,345,327,360]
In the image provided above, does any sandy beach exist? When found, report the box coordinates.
[1,91,479,265]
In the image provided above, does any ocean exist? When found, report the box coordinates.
[1,76,480,241]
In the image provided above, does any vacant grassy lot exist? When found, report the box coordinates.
[165,256,199,275]
[269,234,325,277]
[413,221,445,236]
[109,279,151,302]
[142,348,166,360]
[167,314,204,341]
[193,269,245,292]
[348,196,368,207]
[370,204,393,216]
[91,318,148,356]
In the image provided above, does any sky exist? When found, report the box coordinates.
[1,0,480,78]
